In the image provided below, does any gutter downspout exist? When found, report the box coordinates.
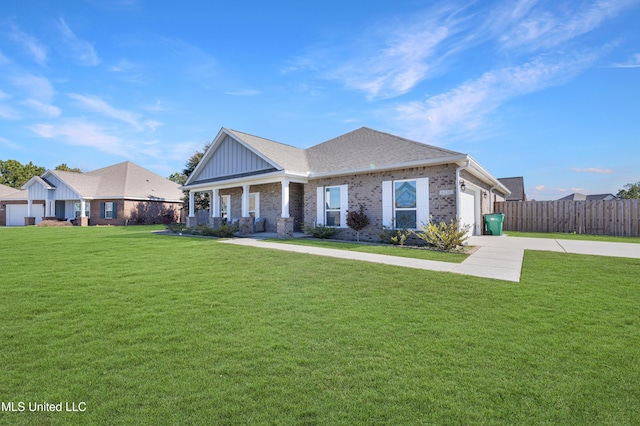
[455,159,471,221]
[489,184,500,213]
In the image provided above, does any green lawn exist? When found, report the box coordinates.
[505,230,640,243]
[265,237,468,263]
[1,226,639,424]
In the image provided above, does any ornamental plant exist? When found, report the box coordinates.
[346,204,370,242]
[413,217,471,252]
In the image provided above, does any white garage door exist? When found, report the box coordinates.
[6,204,45,226]
[459,189,478,236]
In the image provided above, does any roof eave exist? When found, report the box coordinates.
[308,154,469,179]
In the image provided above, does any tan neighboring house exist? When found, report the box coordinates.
[181,127,511,240]
[0,161,183,226]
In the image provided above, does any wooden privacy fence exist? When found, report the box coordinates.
[494,200,640,236]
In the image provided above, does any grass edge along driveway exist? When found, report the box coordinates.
[1,225,638,425]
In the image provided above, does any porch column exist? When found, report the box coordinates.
[77,198,88,226]
[27,199,33,217]
[241,185,250,217]
[281,179,290,218]
[189,191,195,217]
[238,185,252,235]
[211,189,220,217]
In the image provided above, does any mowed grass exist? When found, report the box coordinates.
[265,237,468,263]
[506,230,640,243]
[1,226,639,425]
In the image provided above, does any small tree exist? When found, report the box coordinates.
[346,204,370,242]
[617,181,640,199]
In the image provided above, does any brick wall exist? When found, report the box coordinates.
[303,165,464,241]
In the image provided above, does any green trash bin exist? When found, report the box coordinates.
[484,213,504,236]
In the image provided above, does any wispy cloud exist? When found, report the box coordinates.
[56,17,100,66]
[571,167,613,174]
[10,74,55,102]
[6,23,47,65]
[0,136,23,150]
[67,93,158,131]
[225,89,261,96]
[611,52,640,68]
[29,120,129,157]
[22,99,62,117]
[499,0,639,51]
[394,51,602,142]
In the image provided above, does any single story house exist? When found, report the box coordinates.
[181,127,511,240]
[557,193,618,201]
[0,161,183,226]
[498,177,526,201]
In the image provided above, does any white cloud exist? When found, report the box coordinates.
[225,89,261,96]
[56,17,100,66]
[394,51,601,142]
[29,121,129,157]
[0,136,22,150]
[611,53,640,68]
[571,167,613,174]
[67,93,159,131]
[22,99,61,117]
[7,23,47,65]
[0,105,21,120]
[499,0,639,51]
[11,74,56,102]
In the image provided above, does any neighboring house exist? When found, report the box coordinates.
[0,161,183,226]
[498,177,526,201]
[181,127,511,240]
[557,193,618,201]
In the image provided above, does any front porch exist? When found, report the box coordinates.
[186,179,305,239]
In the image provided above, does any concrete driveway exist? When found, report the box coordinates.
[468,235,640,259]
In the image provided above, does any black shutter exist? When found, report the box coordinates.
[100,202,105,219]
[112,202,117,219]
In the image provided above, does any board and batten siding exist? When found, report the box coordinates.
[43,174,82,200]
[192,136,275,183]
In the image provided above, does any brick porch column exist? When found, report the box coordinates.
[277,217,294,239]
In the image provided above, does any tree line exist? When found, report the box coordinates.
[0,160,81,189]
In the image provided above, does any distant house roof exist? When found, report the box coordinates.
[557,193,618,201]
[498,177,526,201]
[0,183,19,197]
[12,161,182,202]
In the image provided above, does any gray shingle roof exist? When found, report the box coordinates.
[0,183,25,199]
[306,127,463,174]
[43,162,182,201]
[498,177,526,201]
[226,129,309,174]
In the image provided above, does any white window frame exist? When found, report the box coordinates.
[249,193,260,218]
[74,202,90,218]
[382,178,429,229]
[316,184,348,228]
[393,179,418,229]
[105,202,115,219]
[220,195,230,221]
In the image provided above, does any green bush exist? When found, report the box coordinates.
[165,222,187,233]
[378,226,412,246]
[413,217,471,252]
[304,224,340,239]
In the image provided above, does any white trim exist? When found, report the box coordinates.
[416,177,429,227]
[182,170,308,192]
[316,187,324,226]
[382,180,393,228]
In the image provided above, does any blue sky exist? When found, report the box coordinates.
[1,0,639,200]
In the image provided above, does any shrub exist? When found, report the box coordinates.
[346,204,370,242]
[166,223,186,233]
[413,217,471,252]
[37,220,72,227]
[303,224,340,239]
[378,226,412,246]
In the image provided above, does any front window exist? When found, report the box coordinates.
[325,186,341,227]
[220,195,229,221]
[249,193,259,218]
[394,180,417,229]
[105,202,114,219]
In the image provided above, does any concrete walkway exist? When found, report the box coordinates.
[222,235,640,283]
